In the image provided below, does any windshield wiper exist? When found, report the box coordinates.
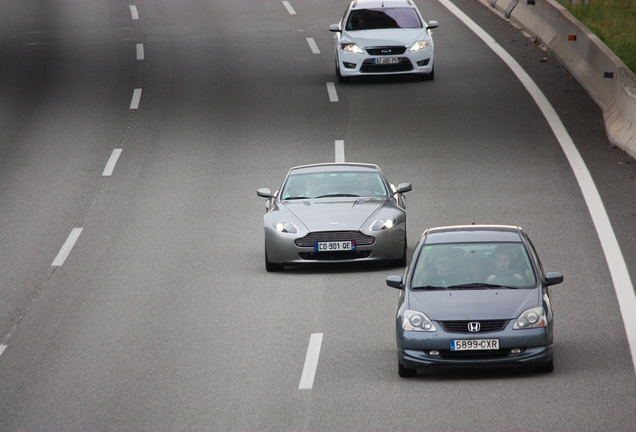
[411,285,448,290]
[283,196,310,200]
[446,283,519,290]
[316,193,360,198]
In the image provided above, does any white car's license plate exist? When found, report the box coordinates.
[450,339,499,351]
[314,241,356,252]
[374,57,399,64]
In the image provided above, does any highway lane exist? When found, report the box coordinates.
[0,0,634,430]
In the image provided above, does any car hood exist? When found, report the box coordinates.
[342,28,430,47]
[407,288,540,321]
[283,198,386,231]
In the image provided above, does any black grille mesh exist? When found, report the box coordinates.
[438,320,509,334]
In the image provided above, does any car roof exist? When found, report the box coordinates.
[421,225,525,244]
[288,162,382,175]
[351,0,417,9]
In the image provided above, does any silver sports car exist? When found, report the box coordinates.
[257,163,412,271]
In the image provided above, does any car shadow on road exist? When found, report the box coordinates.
[280,260,404,275]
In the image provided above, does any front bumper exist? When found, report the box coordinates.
[397,326,553,369]
[264,226,406,265]
[338,48,433,77]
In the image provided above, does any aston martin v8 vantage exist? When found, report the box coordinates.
[257,163,411,271]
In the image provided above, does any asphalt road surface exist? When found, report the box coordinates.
[1,0,635,430]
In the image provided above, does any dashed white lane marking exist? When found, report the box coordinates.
[103,149,123,176]
[326,82,338,102]
[52,228,83,267]
[0,345,6,357]
[306,38,320,54]
[335,140,345,162]
[282,1,296,15]
[136,43,144,60]
[129,5,139,20]
[440,0,636,375]
[130,88,142,109]
[299,333,323,390]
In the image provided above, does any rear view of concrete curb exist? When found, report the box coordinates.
[486,0,636,159]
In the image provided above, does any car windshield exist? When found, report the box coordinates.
[411,242,536,289]
[281,171,389,199]
[346,8,422,30]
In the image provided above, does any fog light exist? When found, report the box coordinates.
[343,62,356,69]
[417,59,430,66]
[510,348,522,354]
[429,350,440,356]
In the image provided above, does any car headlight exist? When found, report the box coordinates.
[340,43,364,54]
[513,306,546,329]
[402,310,437,332]
[369,218,396,231]
[409,40,432,52]
[273,222,300,234]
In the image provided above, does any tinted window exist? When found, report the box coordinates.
[346,8,422,31]
[411,242,537,289]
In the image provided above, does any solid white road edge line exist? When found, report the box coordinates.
[306,38,320,54]
[335,140,345,162]
[103,148,123,176]
[129,5,139,20]
[327,83,338,102]
[136,43,144,60]
[52,228,83,267]
[299,333,324,390]
[282,1,296,15]
[130,88,142,109]
[439,0,636,375]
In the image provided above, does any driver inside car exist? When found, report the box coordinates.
[486,247,528,285]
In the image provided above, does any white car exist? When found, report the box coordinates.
[329,0,438,82]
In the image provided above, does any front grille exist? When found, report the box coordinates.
[294,231,375,248]
[360,58,413,73]
[299,250,372,261]
[438,320,509,334]
[366,46,407,55]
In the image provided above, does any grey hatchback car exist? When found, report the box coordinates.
[386,225,563,377]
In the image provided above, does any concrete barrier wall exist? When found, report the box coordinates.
[485,0,636,159]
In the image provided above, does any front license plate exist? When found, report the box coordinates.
[314,241,356,252]
[374,57,399,64]
[450,339,499,351]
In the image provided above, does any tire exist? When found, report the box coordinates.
[265,249,284,272]
[421,66,434,81]
[398,361,417,378]
[389,234,408,268]
[336,58,350,84]
[536,359,554,373]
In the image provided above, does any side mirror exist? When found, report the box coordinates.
[396,183,412,193]
[329,24,340,32]
[427,20,438,30]
[386,275,404,290]
[545,272,563,286]
[257,188,273,198]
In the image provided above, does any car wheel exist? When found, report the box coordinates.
[336,58,350,84]
[398,361,417,378]
[421,66,434,81]
[389,234,408,267]
[265,249,284,272]
[536,359,554,373]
